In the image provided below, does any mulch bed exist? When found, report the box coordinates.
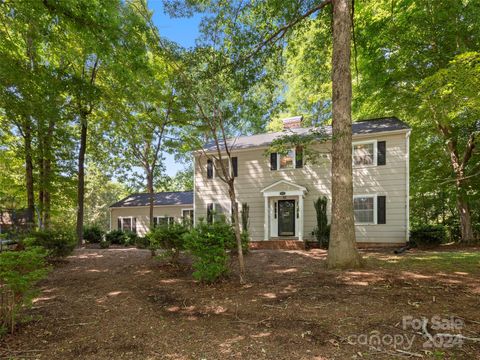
[1,248,479,359]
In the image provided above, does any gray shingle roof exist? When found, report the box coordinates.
[203,117,410,152]
[110,191,193,208]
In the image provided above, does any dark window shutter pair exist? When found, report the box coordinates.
[377,196,386,224]
[207,159,213,179]
[207,203,214,224]
[270,153,277,170]
[295,146,303,168]
[232,157,238,177]
[132,218,137,233]
[377,141,386,165]
[117,218,121,230]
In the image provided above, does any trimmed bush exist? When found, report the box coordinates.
[0,247,50,334]
[410,224,447,247]
[314,196,330,248]
[148,223,189,262]
[105,229,127,245]
[24,229,76,257]
[183,220,235,282]
[83,225,105,243]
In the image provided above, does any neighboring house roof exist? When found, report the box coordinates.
[203,117,410,152]
[110,191,193,208]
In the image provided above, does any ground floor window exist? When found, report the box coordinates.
[353,195,375,224]
[182,209,194,226]
[118,217,137,233]
[153,216,175,227]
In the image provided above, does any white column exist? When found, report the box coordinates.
[298,195,304,241]
[264,196,269,240]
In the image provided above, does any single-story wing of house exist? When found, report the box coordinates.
[109,191,193,237]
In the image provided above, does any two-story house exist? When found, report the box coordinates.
[194,116,411,249]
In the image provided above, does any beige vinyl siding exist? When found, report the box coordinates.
[195,131,408,244]
[110,205,191,237]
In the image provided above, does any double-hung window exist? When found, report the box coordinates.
[353,195,387,225]
[118,217,137,233]
[153,216,175,227]
[353,141,376,166]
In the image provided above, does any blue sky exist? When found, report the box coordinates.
[148,1,203,176]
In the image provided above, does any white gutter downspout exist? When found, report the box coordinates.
[405,130,411,243]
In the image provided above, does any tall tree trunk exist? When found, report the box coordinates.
[327,0,361,269]
[456,194,473,243]
[38,122,45,229]
[228,182,246,284]
[43,119,54,229]
[24,118,35,228]
[147,169,154,230]
[76,115,87,245]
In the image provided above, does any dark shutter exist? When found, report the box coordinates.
[207,159,213,179]
[377,196,386,224]
[207,203,214,224]
[132,217,137,233]
[377,141,386,165]
[232,157,238,177]
[153,217,158,228]
[295,146,303,168]
[270,153,277,170]
[117,218,121,230]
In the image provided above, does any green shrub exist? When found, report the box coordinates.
[99,240,111,249]
[314,196,330,248]
[147,223,188,262]
[105,229,127,245]
[135,236,149,249]
[83,225,105,243]
[410,225,447,247]
[0,247,50,334]
[183,220,235,282]
[240,231,250,254]
[25,229,76,257]
[123,231,138,246]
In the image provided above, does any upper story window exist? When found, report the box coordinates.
[207,157,238,179]
[215,158,230,178]
[353,141,377,166]
[279,149,295,169]
[270,146,303,171]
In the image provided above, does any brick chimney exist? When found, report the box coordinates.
[282,116,303,130]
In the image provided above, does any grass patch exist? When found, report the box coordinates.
[365,250,480,273]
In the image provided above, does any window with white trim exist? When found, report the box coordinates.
[279,149,295,169]
[214,158,230,178]
[353,195,375,224]
[118,217,136,233]
[353,141,377,166]
[153,216,175,227]
[182,209,194,226]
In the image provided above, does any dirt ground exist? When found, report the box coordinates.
[1,247,479,359]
